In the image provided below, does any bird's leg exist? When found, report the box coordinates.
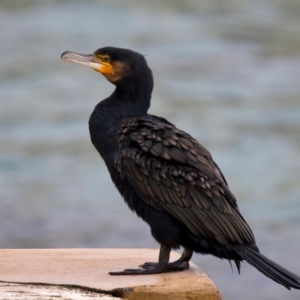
[169,247,193,270]
[109,244,171,275]
[140,248,193,271]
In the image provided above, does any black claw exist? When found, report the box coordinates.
[109,267,166,275]
[109,269,139,275]
[140,262,158,269]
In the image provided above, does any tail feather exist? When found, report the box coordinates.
[237,247,300,290]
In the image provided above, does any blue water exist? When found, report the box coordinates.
[1,1,300,299]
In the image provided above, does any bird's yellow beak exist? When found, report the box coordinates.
[61,51,114,74]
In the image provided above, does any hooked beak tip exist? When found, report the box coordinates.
[61,51,69,60]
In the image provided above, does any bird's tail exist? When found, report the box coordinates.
[236,247,300,290]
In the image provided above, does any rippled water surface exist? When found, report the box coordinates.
[1,1,300,299]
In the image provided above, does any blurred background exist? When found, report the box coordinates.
[1,0,300,299]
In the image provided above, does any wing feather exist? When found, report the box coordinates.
[116,115,255,246]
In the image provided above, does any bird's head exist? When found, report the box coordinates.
[61,47,151,86]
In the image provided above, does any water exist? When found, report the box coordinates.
[1,1,300,299]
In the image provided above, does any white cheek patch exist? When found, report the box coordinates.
[90,62,103,71]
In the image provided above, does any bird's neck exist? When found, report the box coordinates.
[111,76,153,115]
[89,75,153,165]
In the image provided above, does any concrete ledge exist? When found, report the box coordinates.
[0,249,221,300]
[0,282,119,299]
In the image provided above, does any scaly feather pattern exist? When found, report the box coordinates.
[115,114,255,247]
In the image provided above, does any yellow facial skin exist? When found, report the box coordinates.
[95,55,114,74]
[61,51,114,75]
[61,51,128,83]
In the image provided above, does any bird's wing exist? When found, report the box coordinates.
[116,115,255,246]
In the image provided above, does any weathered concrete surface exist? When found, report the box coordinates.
[0,282,119,299]
[0,249,221,300]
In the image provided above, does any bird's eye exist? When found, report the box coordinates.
[101,55,110,63]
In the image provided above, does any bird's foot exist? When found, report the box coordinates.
[109,244,179,275]
[109,264,168,275]
[140,259,189,271]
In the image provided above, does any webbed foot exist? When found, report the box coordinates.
[140,259,189,271]
[109,265,167,275]
[109,244,171,276]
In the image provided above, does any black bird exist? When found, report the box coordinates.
[61,47,300,289]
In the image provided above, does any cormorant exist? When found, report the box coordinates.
[61,47,300,289]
